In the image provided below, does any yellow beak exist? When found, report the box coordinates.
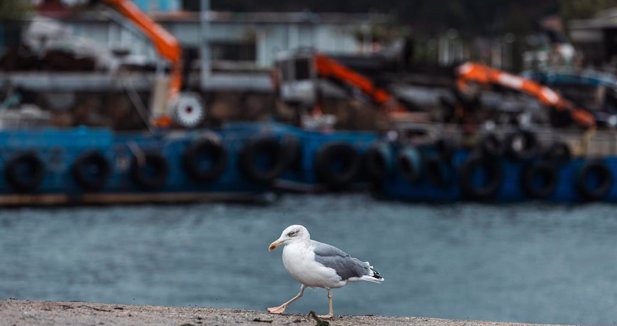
[268,239,285,252]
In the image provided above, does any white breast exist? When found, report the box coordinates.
[281,242,345,289]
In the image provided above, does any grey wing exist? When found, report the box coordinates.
[311,240,371,280]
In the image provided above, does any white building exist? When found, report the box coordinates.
[64,10,388,69]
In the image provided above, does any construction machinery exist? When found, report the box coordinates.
[272,49,408,127]
[454,61,596,129]
[98,0,204,128]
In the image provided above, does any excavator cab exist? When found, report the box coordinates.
[273,50,318,107]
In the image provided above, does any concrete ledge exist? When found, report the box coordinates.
[0,299,567,326]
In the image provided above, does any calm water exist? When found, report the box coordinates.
[0,195,616,325]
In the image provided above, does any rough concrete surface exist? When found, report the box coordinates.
[0,299,569,326]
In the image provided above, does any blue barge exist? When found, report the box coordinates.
[373,127,617,203]
[0,126,271,205]
[0,122,378,206]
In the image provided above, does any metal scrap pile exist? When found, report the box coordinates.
[0,16,117,72]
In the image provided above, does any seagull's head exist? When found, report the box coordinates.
[268,225,310,252]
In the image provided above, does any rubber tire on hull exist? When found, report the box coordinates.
[520,160,558,199]
[576,160,613,201]
[238,136,287,184]
[364,144,392,182]
[130,151,169,190]
[71,150,111,192]
[5,151,45,193]
[459,155,503,200]
[183,138,227,182]
[314,142,360,190]
[425,155,453,188]
[397,147,422,183]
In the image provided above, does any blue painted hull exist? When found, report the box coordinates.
[0,123,379,205]
[0,127,267,196]
[378,147,617,203]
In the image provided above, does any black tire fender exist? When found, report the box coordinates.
[364,143,393,181]
[130,151,169,189]
[520,160,558,199]
[71,150,111,192]
[425,155,454,188]
[314,142,361,189]
[5,151,45,193]
[183,138,227,182]
[459,155,503,200]
[576,160,613,201]
[238,136,287,184]
[397,147,422,183]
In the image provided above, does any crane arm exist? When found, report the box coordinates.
[101,0,182,96]
[313,53,406,113]
[456,62,595,128]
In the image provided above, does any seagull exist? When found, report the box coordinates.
[267,224,383,319]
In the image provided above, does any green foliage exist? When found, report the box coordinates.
[0,0,32,20]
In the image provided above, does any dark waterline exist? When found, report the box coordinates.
[0,195,616,325]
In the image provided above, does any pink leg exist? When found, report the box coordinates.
[318,289,334,319]
[267,284,305,314]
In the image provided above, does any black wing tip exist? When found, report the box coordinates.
[372,269,383,280]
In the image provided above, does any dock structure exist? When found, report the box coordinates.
[0,72,273,92]
[0,299,570,326]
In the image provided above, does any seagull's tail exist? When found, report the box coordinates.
[361,263,384,283]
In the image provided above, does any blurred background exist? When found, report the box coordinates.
[2,1,617,325]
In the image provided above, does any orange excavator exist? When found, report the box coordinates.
[99,0,203,128]
[272,50,407,119]
[454,61,596,128]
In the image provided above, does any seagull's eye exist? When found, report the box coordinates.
[287,231,298,237]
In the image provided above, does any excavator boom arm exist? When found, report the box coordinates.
[456,62,595,128]
[313,53,394,105]
[101,0,182,95]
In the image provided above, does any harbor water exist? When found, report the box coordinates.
[0,195,616,326]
